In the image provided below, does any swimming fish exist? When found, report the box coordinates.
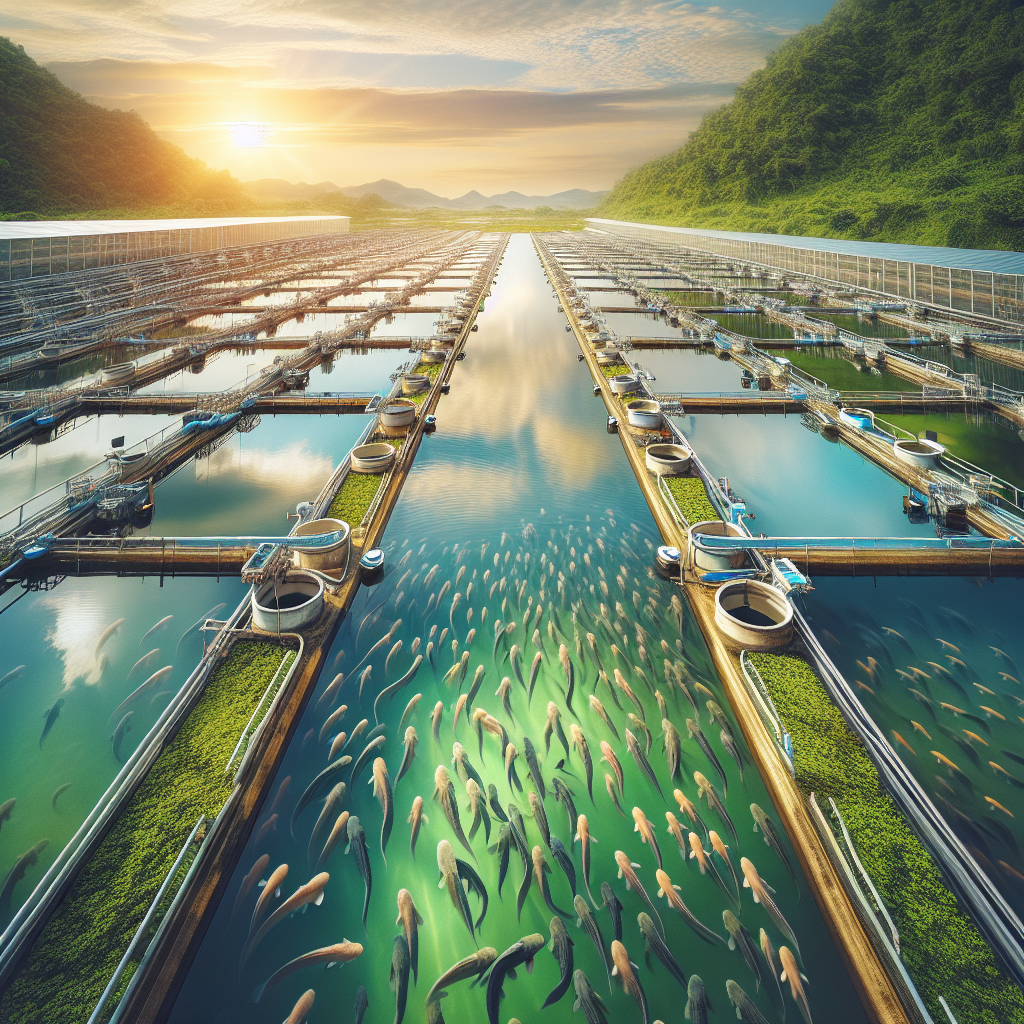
[39,698,65,749]
[486,933,546,1024]
[694,771,737,843]
[589,695,619,740]
[0,665,25,691]
[434,765,474,858]
[543,915,575,1008]
[350,735,386,790]
[638,911,686,987]
[572,969,611,1024]
[723,909,762,991]
[552,777,578,847]
[614,849,663,935]
[396,887,423,982]
[0,839,48,916]
[230,854,270,925]
[240,871,329,969]
[408,795,428,857]
[741,856,799,953]
[425,947,497,1008]
[726,980,770,1023]
[251,940,363,1004]
[684,975,712,1024]
[674,788,706,835]
[108,665,173,724]
[110,712,133,762]
[466,779,491,842]
[708,830,739,899]
[545,701,571,758]
[432,701,444,741]
[528,651,543,705]
[614,669,645,722]
[397,727,418,786]
[374,655,423,724]
[626,729,663,798]
[523,735,546,799]
[370,757,394,865]
[315,810,350,872]
[601,880,624,942]
[530,790,551,849]
[559,643,579,718]
[346,816,373,928]
[95,618,125,659]
[687,720,728,795]
[655,866,723,944]
[779,944,813,1023]
[50,784,71,811]
[610,939,649,1024]
[571,725,595,802]
[632,806,663,870]
[319,704,348,745]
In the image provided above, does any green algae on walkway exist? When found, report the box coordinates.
[664,475,720,525]
[0,641,293,1024]
[749,652,1024,1024]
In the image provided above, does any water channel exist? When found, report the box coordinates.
[169,237,866,1024]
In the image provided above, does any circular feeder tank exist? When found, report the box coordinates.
[595,349,623,366]
[379,399,416,429]
[625,400,663,429]
[252,571,325,632]
[714,579,793,649]
[350,442,396,473]
[291,518,351,572]
[420,348,446,364]
[687,520,748,572]
[646,442,691,476]
[608,374,639,395]
[894,437,945,468]
[402,373,431,395]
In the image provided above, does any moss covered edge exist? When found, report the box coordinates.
[749,651,1024,1024]
[0,641,291,1024]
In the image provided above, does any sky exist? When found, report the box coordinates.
[3,0,834,196]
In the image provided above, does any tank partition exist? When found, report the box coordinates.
[0,640,298,1024]
[747,652,1024,1024]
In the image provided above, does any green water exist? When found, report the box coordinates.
[712,314,794,340]
[169,237,865,1024]
[803,576,1024,918]
[0,575,248,925]
[782,346,918,393]
[813,314,910,339]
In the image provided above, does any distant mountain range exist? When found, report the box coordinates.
[243,177,606,210]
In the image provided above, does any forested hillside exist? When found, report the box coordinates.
[0,38,245,216]
[601,0,1024,249]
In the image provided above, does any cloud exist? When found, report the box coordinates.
[7,0,831,190]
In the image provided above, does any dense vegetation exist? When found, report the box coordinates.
[749,652,1024,1023]
[602,0,1024,249]
[0,38,246,216]
[0,641,290,1024]
[664,476,720,524]
[328,470,387,526]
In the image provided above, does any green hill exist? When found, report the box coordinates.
[601,0,1024,250]
[0,37,245,216]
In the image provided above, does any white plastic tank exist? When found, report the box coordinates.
[252,571,325,632]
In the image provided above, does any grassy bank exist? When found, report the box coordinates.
[0,641,292,1024]
[749,652,1024,1024]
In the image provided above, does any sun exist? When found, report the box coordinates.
[229,122,268,148]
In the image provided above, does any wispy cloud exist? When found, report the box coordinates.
[7,0,829,190]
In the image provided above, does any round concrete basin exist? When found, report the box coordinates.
[608,374,640,395]
[420,348,446,364]
[714,579,793,649]
[99,361,137,385]
[595,349,622,366]
[646,442,691,476]
[402,373,431,395]
[687,520,747,572]
[626,400,663,429]
[379,399,416,429]
[894,438,945,468]
[252,571,325,632]
[291,518,351,572]
[350,442,396,473]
